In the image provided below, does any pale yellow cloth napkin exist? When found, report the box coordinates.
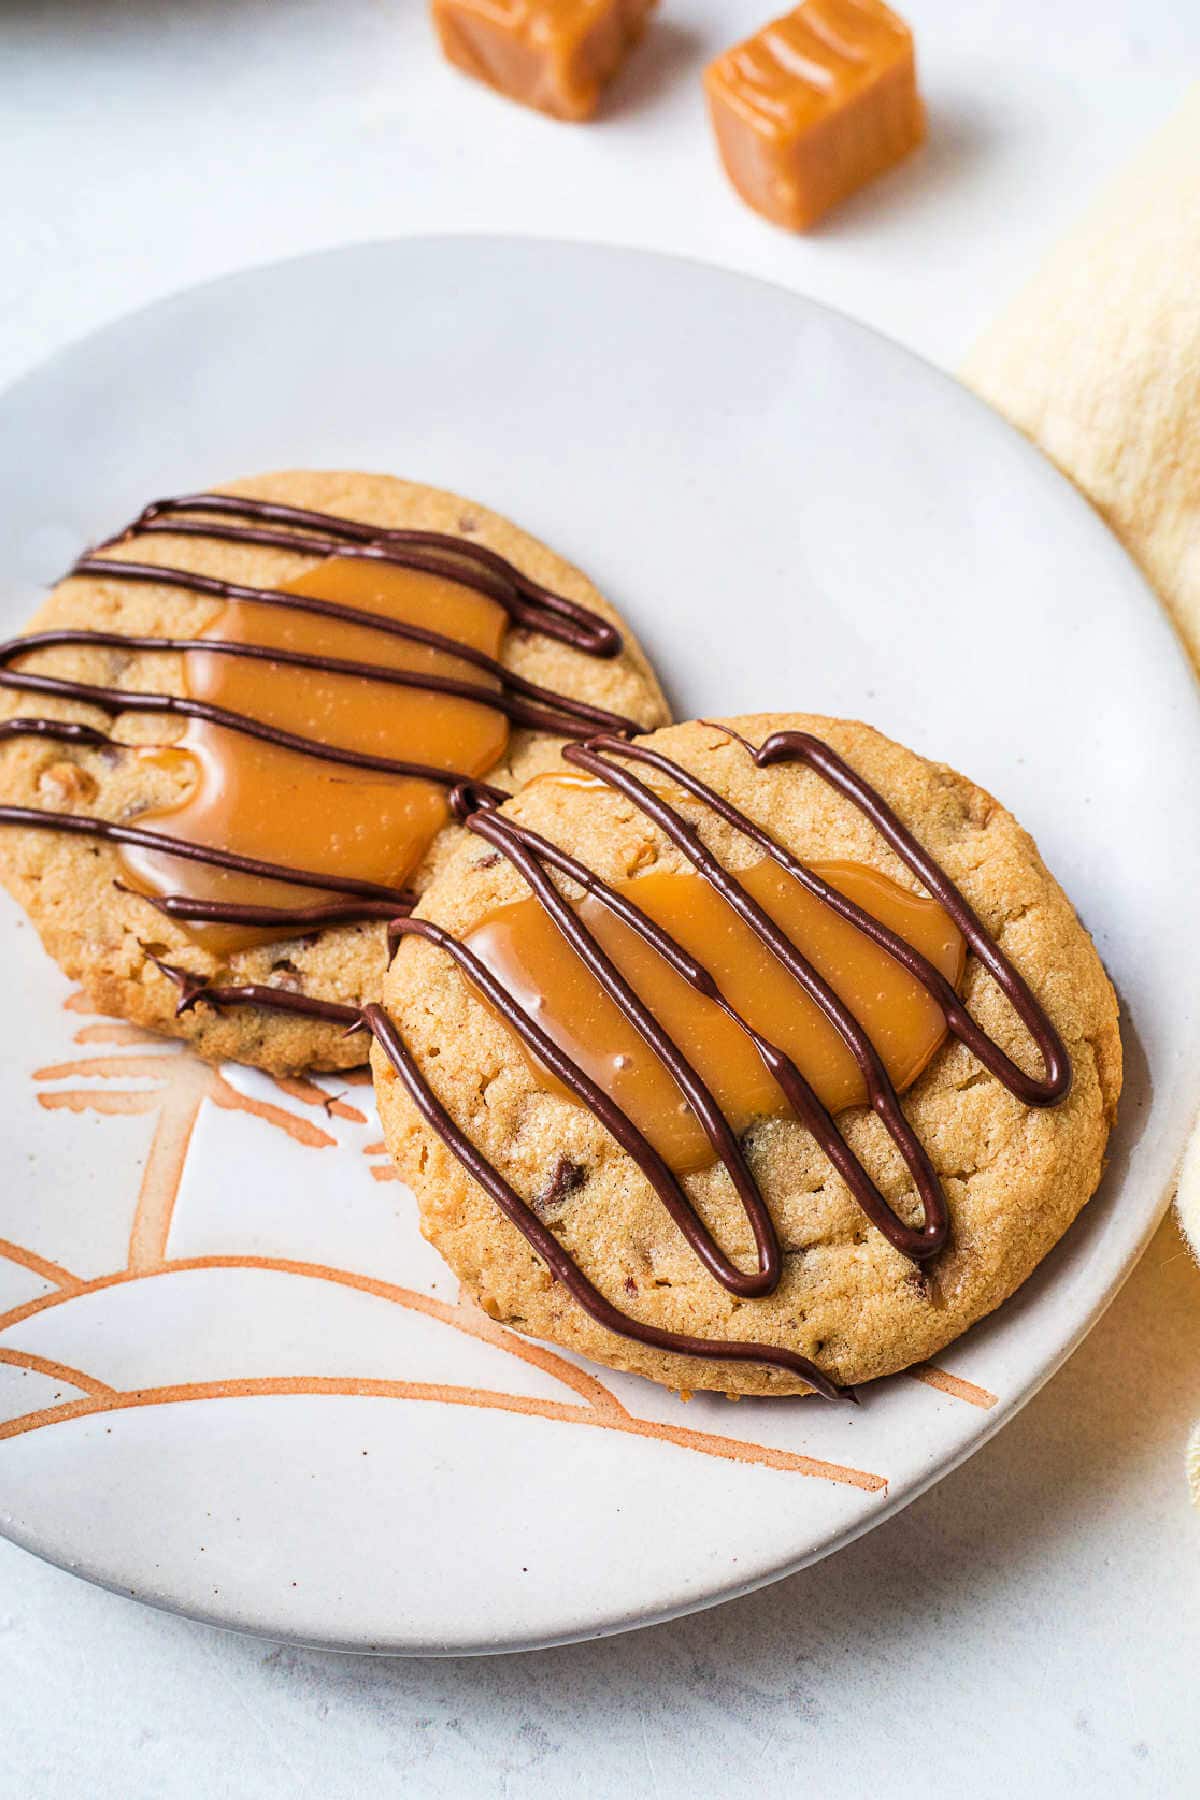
[962,88,1200,667]
[961,89,1200,1503]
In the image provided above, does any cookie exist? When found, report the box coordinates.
[371,713,1121,1396]
[0,471,670,1073]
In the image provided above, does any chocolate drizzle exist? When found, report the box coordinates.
[113,491,624,657]
[135,724,1070,1398]
[1,804,415,906]
[154,958,370,1031]
[0,718,110,749]
[123,887,402,933]
[0,490,634,934]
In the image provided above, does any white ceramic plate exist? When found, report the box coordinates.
[0,240,1195,1656]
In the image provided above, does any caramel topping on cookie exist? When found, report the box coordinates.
[119,557,510,952]
[466,857,964,1171]
[0,484,658,1004]
[704,0,924,230]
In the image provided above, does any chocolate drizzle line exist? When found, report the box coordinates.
[115,491,624,657]
[117,726,1071,1400]
[0,718,110,749]
[0,490,635,934]
[154,958,371,1031]
[0,627,636,762]
[113,882,401,933]
[1,805,415,906]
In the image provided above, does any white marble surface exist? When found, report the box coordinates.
[2,1,1199,1793]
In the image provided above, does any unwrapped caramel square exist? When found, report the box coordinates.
[432,0,656,121]
[704,0,924,230]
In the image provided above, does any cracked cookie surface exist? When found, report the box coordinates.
[372,713,1122,1395]
[0,470,670,1072]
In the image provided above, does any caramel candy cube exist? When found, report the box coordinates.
[704,0,924,230]
[432,0,656,121]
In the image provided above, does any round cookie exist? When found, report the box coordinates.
[372,713,1122,1396]
[0,471,671,1073]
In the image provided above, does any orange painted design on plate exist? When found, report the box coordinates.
[907,1363,998,1409]
[0,1345,115,1398]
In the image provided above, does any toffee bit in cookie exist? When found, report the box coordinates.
[268,958,304,993]
[704,0,924,231]
[38,761,98,807]
[432,0,657,122]
[534,1154,588,1215]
